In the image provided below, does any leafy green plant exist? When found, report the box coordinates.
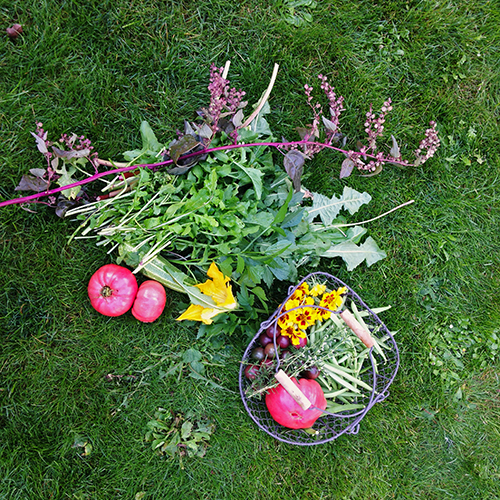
[145,409,215,466]
[427,319,499,397]
[276,0,318,27]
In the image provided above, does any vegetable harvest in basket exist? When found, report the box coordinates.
[2,61,439,337]
[243,280,394,430]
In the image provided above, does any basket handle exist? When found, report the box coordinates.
[274,369,312,410]
[339,309,375,348]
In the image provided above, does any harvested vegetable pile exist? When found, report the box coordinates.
[2,62,439,337]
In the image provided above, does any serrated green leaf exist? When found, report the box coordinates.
[233,161,263,199]
[190,360,205,375]
[320,236,386,271]
[308,192,343,225]
[56,164,81,199]
[341,186,372,215]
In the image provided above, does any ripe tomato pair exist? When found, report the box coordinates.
[87,264,166,322]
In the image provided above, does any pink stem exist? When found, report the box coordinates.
[0,140,410,208]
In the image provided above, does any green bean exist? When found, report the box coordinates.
[325,402,366,414]
[322,362,373,391]
[320,368,361,394]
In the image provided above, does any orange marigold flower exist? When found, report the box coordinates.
[292,307,316,330]
[280,323,307,346]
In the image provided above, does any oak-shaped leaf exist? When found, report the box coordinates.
[169,134,201,165]
[15,171,49,192]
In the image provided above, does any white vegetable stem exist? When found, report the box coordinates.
[241,63,280,129]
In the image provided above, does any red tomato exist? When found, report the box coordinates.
[131,280,166,323]
[88,264,138,317]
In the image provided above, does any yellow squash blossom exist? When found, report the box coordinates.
[176,262,238,325]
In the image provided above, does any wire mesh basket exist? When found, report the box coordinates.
[238,272,399,446]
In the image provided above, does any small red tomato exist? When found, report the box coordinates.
[264,343,277,359]
[301,365,320,379]
[276,335,290,349]
[259,333,273,347]
[292,336,308,349]
[88,264,138,317]
[244,365,260,380]
[265,323,279,339]
[131,280,166,323]
[251,347,265,361]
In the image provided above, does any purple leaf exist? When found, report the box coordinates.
[232,109,244,128]
[284,150,306,192]
[29,168,46,178]
[322,115,337,133]
[52,146,91,159]
[390,135,401,159]
[15,174,49,192]
[30,131,48,154]
[169,135,201,165]
[339,158,355,179]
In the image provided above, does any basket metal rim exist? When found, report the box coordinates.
[239,272,400,445]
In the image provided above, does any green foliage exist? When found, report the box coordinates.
[275,0,318,27]
[145,409,215,464]
[427,319,499,397]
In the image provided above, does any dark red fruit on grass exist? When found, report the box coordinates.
[6,24,22,39]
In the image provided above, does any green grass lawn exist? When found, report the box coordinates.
[1,1,499,499]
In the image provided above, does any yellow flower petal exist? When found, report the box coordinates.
[177,263,238,325]
[310,283,327,297]
[195,263,236,308]
[219,283,237,310]
[207,261,230,286]
[176,304,221,325]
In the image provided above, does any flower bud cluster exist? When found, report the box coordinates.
[59,133,93,152]
[364,99,392,153]
[301,84,326,156]
[318,74,344,134]
[414,121,440,165]
[208,64,246,132]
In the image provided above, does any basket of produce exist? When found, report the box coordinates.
[238,272,399,445]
